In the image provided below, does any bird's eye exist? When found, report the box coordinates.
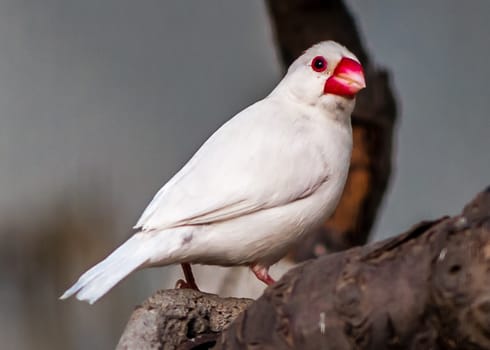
[311,56,328,72]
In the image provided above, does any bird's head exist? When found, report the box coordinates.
[274,41,366,118]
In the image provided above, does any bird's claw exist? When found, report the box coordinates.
[175,278,200,291]
[175,263,200,290]
[251,263,276,285]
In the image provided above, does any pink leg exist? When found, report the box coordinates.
[250,263,276,285]
[175,263,200,291]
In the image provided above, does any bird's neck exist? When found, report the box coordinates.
[268,83,355,129]
[319,95,356,129]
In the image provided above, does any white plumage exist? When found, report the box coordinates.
[61,41,365,304]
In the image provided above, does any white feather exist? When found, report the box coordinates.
[59,232,186,304]
[135,98,333,231]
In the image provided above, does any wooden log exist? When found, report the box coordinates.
[215,187,490,349]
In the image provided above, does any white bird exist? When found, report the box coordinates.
[61,41,366,304]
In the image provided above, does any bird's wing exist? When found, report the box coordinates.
[134,99,330,231]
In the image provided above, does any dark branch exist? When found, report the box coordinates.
[214,187,490,349]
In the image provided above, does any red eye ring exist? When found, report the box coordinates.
[311,56,328,72]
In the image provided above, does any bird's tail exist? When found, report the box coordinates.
[60,232,158,304]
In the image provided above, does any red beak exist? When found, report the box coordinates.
[324,57,366,98]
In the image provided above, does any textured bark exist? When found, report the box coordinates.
[266,0,398,257]
[119,187,490,349]
[215,187,490,349]
[116,289,252,350]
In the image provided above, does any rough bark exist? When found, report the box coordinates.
[215,187,490,349]
[119,187,490,349]
[266,0,398,257]
[116,289,252,350]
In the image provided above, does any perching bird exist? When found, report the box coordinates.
[61,41,365,304]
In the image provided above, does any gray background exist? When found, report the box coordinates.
[0,1,488,349]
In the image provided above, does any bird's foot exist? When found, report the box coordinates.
[250,263,275,285]
[175,279,200,290]
[175,263,200,291]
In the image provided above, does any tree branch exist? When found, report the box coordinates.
[215,187,490,349]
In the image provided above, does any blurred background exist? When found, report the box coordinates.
[0,1,489,349]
